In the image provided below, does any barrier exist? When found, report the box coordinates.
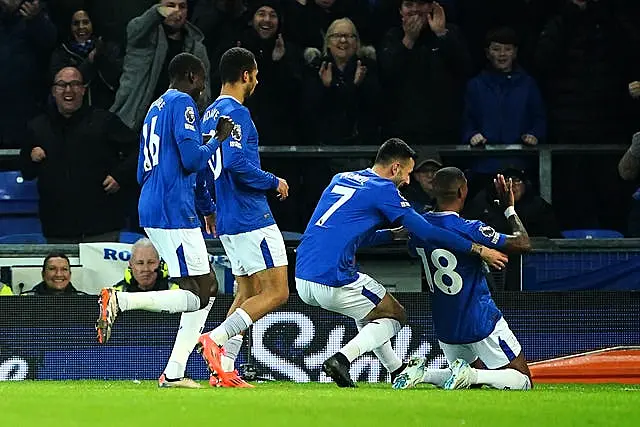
[0,292,638,382]
[0,144,629,205]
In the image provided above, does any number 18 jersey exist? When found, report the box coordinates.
[296,169,411,287]
[411,211,507,344]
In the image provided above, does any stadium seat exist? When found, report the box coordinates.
[0,171,41,236]
[0,233,46,244]
[561,229,624,239]
[119,231,146,244]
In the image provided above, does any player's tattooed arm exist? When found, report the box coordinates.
[471,243,508,270]
[618,132,640,181]
[495,174,531,253]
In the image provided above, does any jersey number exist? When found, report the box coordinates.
[142,116,160,172]
[207,145,222,180]
[416,248,463,295]
[315,185,356,226]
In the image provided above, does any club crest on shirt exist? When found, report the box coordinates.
[185,106,196,124]
[231,123,242,141]
[479,225,496,238]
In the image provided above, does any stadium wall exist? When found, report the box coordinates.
[1,293,638,382]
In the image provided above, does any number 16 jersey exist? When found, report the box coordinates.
[138,89,214,229]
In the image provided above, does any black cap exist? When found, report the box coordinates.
[414,158,443,172]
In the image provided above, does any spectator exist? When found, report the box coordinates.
[113,238,179,292]
[19,66,138,243]
[462,27,545,191]
[0,282,13,296]
[379,0,472,146]
[22,252,86,295]
[237,0,302,146]
[189,0,250,90]
[111,0,210,131]
[463,168,562,238]
[534,0,639,231]
[285,0,371,50]
[302,17,381,146]
[402,158,442,213]
[50,8,123,109]
[0,0,57,149]
[618,131,640,236]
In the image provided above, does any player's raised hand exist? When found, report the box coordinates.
[494,174,514,208]
[276,177,289,201]
[214,116,234,142]
[204,213,217,237]
[479,246,508,270]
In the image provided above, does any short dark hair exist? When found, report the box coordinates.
[374,138,417,166]
[485,27,519,48]
[42,252,70,272]
[219,47,256,84]
[168,52,205,83]
[432,167,467,202]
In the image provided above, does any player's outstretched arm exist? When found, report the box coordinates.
[494,174,531,254]
[401,210,508,270]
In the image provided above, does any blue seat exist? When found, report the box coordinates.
[0,171,41,236]
[0,171,39,214]
[561,229,624,239]
[119,231,146,244]
[0,233,46,244]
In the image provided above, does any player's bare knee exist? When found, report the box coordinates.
[394,304,407,325]
[208,272,218,296]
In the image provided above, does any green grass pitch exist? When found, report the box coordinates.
[1,381,639,427]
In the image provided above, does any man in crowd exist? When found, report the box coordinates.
[113,238,180,292]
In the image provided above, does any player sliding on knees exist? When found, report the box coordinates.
[392,168,533,391]
[196,47,290,387]
[295,139,509,387]
[95,53,234,389]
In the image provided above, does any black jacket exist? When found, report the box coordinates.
[22,281,86,296]
[113,274,179,292]
[302,46,381,145]
[20,105,138,239]
[378,25,472,145]
[238,29,303,146]
[534,1,639,142]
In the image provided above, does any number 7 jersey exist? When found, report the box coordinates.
[410,211,508,344]
[296,169,412,287]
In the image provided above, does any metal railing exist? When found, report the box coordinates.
[0,144,629,204]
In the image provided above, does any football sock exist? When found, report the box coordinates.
[422,368,452,388]
[164,297,215,379]
[117,289,200,313]
[474,368,532,390]
[221,334,244,372]
[355,319,402,372]
[340,318,402,363]
[208,308,253,346]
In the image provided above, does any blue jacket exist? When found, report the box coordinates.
[463,67,546,173]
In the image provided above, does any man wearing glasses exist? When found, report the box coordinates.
[19,66,138,243]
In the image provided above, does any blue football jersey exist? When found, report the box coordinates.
[201,95,278,236]
[296,169,412,287]
[138,89,216,229]
[411,211,507,344]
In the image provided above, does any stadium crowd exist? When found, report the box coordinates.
[1,0,640,239]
